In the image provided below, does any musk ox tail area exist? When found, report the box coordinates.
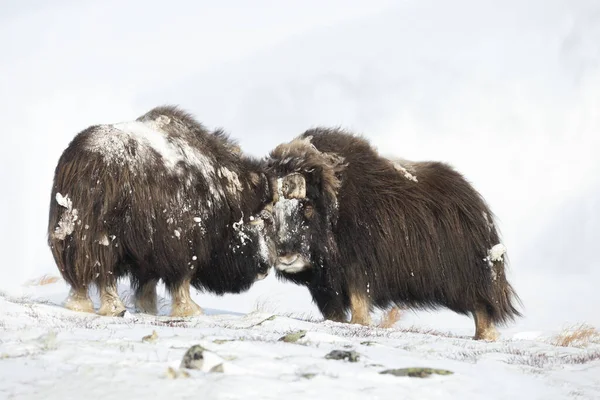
[484,255,523,326]
[47,145,127,293]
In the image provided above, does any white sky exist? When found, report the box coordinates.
[1,0,598,332]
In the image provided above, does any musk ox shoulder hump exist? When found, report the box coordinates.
[83,120,216,176]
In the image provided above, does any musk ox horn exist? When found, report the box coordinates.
[279,173,306,199]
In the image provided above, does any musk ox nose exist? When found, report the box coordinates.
[277,254,299,266]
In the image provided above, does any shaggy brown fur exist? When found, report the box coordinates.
[48,105,275,316]
[265,128,522,340]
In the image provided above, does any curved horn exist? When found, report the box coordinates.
[279,173,306,199]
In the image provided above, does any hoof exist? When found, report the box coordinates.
[64,293,95,314]
[474,329,499,341]
[98,302,127,317]
[349,318,372,326]
[134,300,157,315]
[170,302,204,317]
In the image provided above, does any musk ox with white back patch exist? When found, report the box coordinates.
[48,105,275,317]
[264,128,521,340]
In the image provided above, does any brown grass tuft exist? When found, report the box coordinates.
[24,275,61,286]
[552,324,600,348]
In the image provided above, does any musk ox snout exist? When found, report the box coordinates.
[275,253,310,273]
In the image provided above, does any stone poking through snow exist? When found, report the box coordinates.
[380,367,454,378]
[279,330,307,343]
[325,350,361,362]
[180,345,205,370]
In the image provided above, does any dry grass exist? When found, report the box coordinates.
[24,275,61,286]
[552,324,600,348]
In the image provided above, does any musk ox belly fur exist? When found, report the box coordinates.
[266,128,522,339]
[47,105,274,315]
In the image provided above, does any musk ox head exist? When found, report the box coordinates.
[263,136,346,275]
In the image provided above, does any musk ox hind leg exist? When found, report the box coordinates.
[97,280,127,317]
[134,278,158,315]
[473,304,499,341]
[64,287,95,313]
[349,291,372,326]
[169,278,203,317]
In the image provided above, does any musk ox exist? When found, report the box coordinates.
[48,105,275,317]
[264,128,521,340]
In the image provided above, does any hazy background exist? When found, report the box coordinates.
[1,0,598,334]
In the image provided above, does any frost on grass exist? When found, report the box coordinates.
[552,324,600,348]
[53,193,78,240]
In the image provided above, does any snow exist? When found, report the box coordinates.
[85,121,225,201]
[52,193,78,240]
[489,244,507,262]
[1,284,599,399]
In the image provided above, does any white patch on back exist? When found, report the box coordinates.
[391,159,418,183]
[218,167,242,196]
[85,120,223,200]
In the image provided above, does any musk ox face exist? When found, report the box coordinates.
[247,207,278,280]
[264,136,347,277]
[267,173,322,274]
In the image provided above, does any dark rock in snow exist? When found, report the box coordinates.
[325,350,360,362]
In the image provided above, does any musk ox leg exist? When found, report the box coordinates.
[169,278,203,317]
[473,304,499,341]
[349,292,372,326]
[64,287,95,313]
[309,287,347,323]
[134,278,158,315]
[97,282,127,317]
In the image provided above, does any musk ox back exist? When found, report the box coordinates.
[264,128,521,340]
[48,105,275,317]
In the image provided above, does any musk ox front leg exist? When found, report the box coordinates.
[169,278,203,317]
[473,304,499,341]
[97,281,127,317]
[309,286,348,323]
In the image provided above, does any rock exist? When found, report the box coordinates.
[325,350,360,362]
[380,367,453,378]
[209,363,224,373]
[165,366,190,379]
[141,330,158,343]
[279,330,307,343]
[180,345,206,370]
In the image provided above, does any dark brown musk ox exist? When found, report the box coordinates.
[47,105,276,317]
[263,128,522,340]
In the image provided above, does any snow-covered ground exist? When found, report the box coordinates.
[1,280,599,399]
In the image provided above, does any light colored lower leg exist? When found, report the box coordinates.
[170,279,203,317]
[349,291,372,326]
[97,283,127,317]
[474,305,499,341]
[379,307,402,328]
[64,287,95,313]
[134,279,158,315]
